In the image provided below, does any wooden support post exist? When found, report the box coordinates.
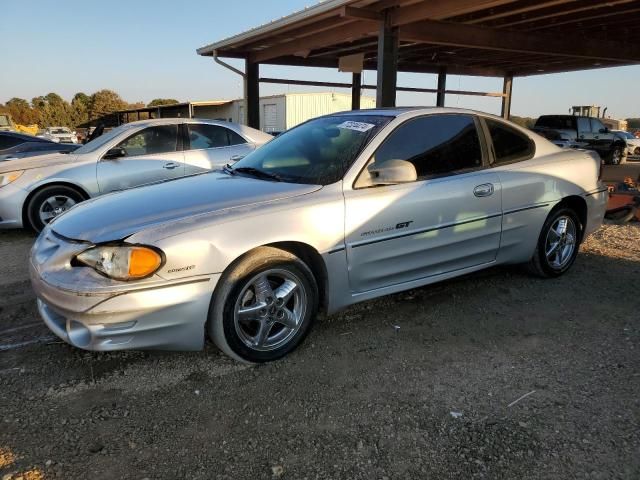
[501,74,513,119]
[436,66,447,107]
[376,12,399,108]
[245,59,260,129]
[352,72,362,110]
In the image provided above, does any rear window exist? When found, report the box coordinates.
[486,119,535,165]
[535,116,574,130]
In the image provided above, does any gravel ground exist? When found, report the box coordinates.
[0,224,638,480]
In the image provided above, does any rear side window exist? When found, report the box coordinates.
[577,117,590,133]
[227,129,247,146]
[188,124,229,150]
[486,119,534,165]
[373,114,483,179]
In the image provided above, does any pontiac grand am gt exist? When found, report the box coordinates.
[29,108,608,363]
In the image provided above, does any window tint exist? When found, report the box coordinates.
[188,124,229,150]
[577,117,590,133]
[0,136,24,149]
[590,118,606,133]
[536,116,574,130]
[227,129,247,146]
[373,114,483,179]
[116,125,178,156]
[486,119,534,164]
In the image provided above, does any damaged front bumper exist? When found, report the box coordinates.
[29,228,218,351]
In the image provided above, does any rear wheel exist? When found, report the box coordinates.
[607,145,625,165]
[26,185,85,232]
[208,247,318,363]
[527,208,582,278]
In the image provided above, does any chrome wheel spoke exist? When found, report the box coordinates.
[237,302,267,322]
[253,320,273,347]
[546,241,561,258]
[61,198,76,209]
[277,308,297,330]
[274,279,297,305]
[252,275,275,303]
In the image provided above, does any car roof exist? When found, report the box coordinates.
[325,106,518,122]
[0,131,50,142]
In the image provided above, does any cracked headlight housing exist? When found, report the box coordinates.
[75,245,164,281]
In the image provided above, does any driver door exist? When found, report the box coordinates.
[97,124,183,193]
[344,114,502,293]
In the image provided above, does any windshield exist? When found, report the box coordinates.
[74,124,135,154]
[230,115,391,185]
[51,128,71,134]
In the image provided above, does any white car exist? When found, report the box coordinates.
[612,130,640,157]
[0,118,272,231]
[38,127,78,144]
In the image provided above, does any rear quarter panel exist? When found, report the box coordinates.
[494,146,602,264]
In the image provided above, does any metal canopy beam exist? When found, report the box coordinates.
[398,19,640,63]
[501,74,513,119]
[436,66,447,107]
[376,12,398,107]
[245,60,259,129]
[351,72,362,110]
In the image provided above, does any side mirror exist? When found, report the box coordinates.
[103,147,126,160]
[599,128,609,134]
[368,159,417,185]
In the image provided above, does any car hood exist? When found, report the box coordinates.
[0,151,78,172]
[51,172,322,243]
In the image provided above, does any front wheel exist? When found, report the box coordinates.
[26,185,85,232]
[527,208,582,278]
[208,247,318,363]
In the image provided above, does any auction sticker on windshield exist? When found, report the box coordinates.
[337,121,376,133]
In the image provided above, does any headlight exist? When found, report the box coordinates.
[75,245,163,281]
[0,170,24,188]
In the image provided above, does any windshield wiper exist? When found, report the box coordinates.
[232,166,282,182]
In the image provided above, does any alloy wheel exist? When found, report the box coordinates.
[38,195,76,225]
[233,269,307,351]
[545,215,577,269]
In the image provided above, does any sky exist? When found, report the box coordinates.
[1,0,639,119]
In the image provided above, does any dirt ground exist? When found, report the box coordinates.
[0,224,639,480]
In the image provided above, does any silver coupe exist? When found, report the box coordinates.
[0,118,272,231]
[30,108,608,363]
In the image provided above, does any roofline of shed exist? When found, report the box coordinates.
[196,0,355,56]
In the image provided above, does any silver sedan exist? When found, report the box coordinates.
[0,118,272,231]
[30,108,608,363]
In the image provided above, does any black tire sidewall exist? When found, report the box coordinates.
[535,208,582,277]
[26,185,84,232]
[218,257,318,363]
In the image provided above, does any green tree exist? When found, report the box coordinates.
[71,92,91,127]
[510,115,536,129]
[89,89,129,118]
[147,98,179,107]
[5,97,40,125]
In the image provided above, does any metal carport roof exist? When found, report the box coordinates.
[197,0,640,127]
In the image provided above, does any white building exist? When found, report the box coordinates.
[123,92,376,134]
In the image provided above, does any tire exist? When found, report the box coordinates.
[606,145,624,165]
[527,207,582,278]
[208,247,319,363]
[26,185,85,232]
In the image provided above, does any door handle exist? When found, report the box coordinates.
[229,155,245,162]
[163,162,178,170]
[474,183,494,197]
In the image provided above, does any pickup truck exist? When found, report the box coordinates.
[533,115,627,165]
